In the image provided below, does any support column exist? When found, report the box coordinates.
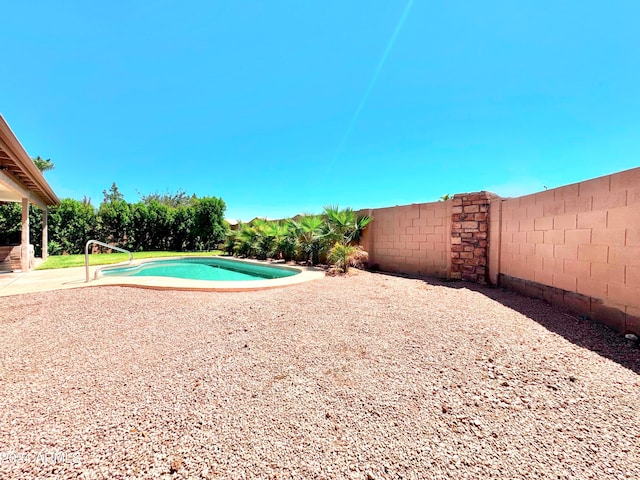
[21,197,30,272]
[450,191,497,284]
[42,207,49,260]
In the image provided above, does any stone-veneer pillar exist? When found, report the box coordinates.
[450,192,495,284]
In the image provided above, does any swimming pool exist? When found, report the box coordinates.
[100,257,300,281]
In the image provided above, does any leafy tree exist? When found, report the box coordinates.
[97,183,133,249]
[0,203,46,256]
[141,189,195,208]
[192,196,227,251]
[27,207,43,257]
[97,199,132,248]
[128,202,149,251]
[2,178,230,256]
[48,198,97,254]
[102,182,125,203]
[171,204,196,250]
[128,201,175,251]
[0,202,22,245]
[439,194,451,201]
[148,201,174,250]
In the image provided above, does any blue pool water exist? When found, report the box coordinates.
[101,257,299,281]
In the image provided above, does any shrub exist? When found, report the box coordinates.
[327,242,369,274]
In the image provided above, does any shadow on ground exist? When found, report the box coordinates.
[374,270,640,376]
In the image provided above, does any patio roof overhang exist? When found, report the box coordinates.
[0,115,60,270]
[0,115,60,209]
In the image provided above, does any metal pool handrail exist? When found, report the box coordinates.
[85,240,133,282]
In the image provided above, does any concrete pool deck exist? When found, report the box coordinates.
[0,258,325,297]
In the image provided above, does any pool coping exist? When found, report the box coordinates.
[0,257,325,297]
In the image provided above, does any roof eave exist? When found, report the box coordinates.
[0,115,61,206]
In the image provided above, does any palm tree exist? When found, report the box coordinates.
[323,205,372,245]
[222,207,373,273]
[353,213,373,243]
[291,215,326,264]
[323,206,373,273]
[252,218,278,260]
[32,156,54,173]
[235,222,259,257]
[271,222,296,261]
[223,228,238,255]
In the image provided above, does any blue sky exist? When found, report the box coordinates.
[2,1,639,221]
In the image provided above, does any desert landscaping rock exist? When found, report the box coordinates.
[1,270,639,479]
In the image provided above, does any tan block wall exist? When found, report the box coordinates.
[356,167,639,334]
[359,201,451,277]
[495,167,640,334]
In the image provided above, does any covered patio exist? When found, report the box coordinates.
[0,115,60,271]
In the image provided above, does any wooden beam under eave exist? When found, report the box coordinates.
[0,168,46,210]
[0,191,23,202]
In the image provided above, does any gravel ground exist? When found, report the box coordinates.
[1,270,639,479]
